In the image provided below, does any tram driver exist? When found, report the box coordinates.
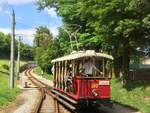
[82,57,102,77]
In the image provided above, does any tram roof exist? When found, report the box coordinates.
[52,50,114,63]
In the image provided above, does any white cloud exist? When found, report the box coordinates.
[0,28,35,45]
[45,8,58,18]
[3,10,11,15]
[0,28,35,37]
[0,27,59,37]
[0,28,11,34]
[0,27,59,45]
[49,26,58,37]
[0,0,36,5]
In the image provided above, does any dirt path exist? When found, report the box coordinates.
[0,89,40,113]
[0,71,40,113]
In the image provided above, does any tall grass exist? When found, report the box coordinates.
[34,66,53,80]
[111,78,150,113]
[0,59,26,107]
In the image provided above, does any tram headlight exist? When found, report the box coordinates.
[91,82,99,89]
[92,89,98,97]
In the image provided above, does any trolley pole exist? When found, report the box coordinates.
[16,36,21,80]
[9,9,16,88]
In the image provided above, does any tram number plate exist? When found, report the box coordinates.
[99,81,109,85]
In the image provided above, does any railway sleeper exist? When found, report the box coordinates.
[47,91,76,111]
[51,89,78,104]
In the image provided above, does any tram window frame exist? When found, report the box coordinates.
[54,58,112,79]
[74,58,112,78]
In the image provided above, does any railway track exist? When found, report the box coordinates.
[24,69,107,113]
[24,69,72,113]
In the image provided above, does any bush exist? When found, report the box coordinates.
[2,64,9,70]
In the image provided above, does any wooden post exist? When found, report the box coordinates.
[72,60,75,77]
[59,62,61,89]
[16,36,21,80]
[64,61,67,91]
[103,59,105,77]
[9,9,16,88]
[56,62,58,88]
[74,61,77,76]
[54,63,56,87]
[61,61,64,90]
[93,58,96,77]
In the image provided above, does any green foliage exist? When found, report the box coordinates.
[34,26,53,47]
[33,66,41,75]
[57,28,72,54]
[0,31,34,60]
[0,32,11,58]
[0,60,10,75]
[34,66,53,80]
[34,26,61,73]
[111,78,150,113]
[20,43,34,61]
[37,0,150,78]
[0,86,19,106]
[2,64,9,71]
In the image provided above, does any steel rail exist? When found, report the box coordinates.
[24,70,46,113]
[24,69,108,113]
[25,69,76,112]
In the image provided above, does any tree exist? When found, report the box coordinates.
[0,31,34,60]
[20,43,34,60]
[0,32,13,58]
[57,28,72,54]
[34,26,61,73]
[37,0,150,80]
[34,26,53,48]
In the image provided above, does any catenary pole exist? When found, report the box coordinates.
[16,36,21,80]
[9,9,16,88]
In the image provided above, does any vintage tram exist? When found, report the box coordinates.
[51,50,113,109]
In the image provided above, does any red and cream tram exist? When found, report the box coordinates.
[51,50,113,109]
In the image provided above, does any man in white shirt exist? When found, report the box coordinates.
[83,57,102,76]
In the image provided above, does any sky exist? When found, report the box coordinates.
[0,0,62,45]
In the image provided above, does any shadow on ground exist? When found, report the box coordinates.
[123,81,150,91]
[0,71,9,75]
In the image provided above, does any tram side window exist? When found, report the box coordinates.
[66,61,72,77]
[105,60,112,78]
[74,60,78,76]
[97,59,112,78]
[94,59,103,77]
[65,61,74,92]
[78,60,83,75]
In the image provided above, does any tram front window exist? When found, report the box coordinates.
[78,57,102,77]
[78,58,111,78]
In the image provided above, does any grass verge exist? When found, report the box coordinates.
[0,59,27,107]
[0,75,19,107]
[33,66,53,80]
[111,78,150,113]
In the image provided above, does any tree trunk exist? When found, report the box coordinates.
[114,68,120,78]
[114,56,122,78]
[122,38,130,84]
